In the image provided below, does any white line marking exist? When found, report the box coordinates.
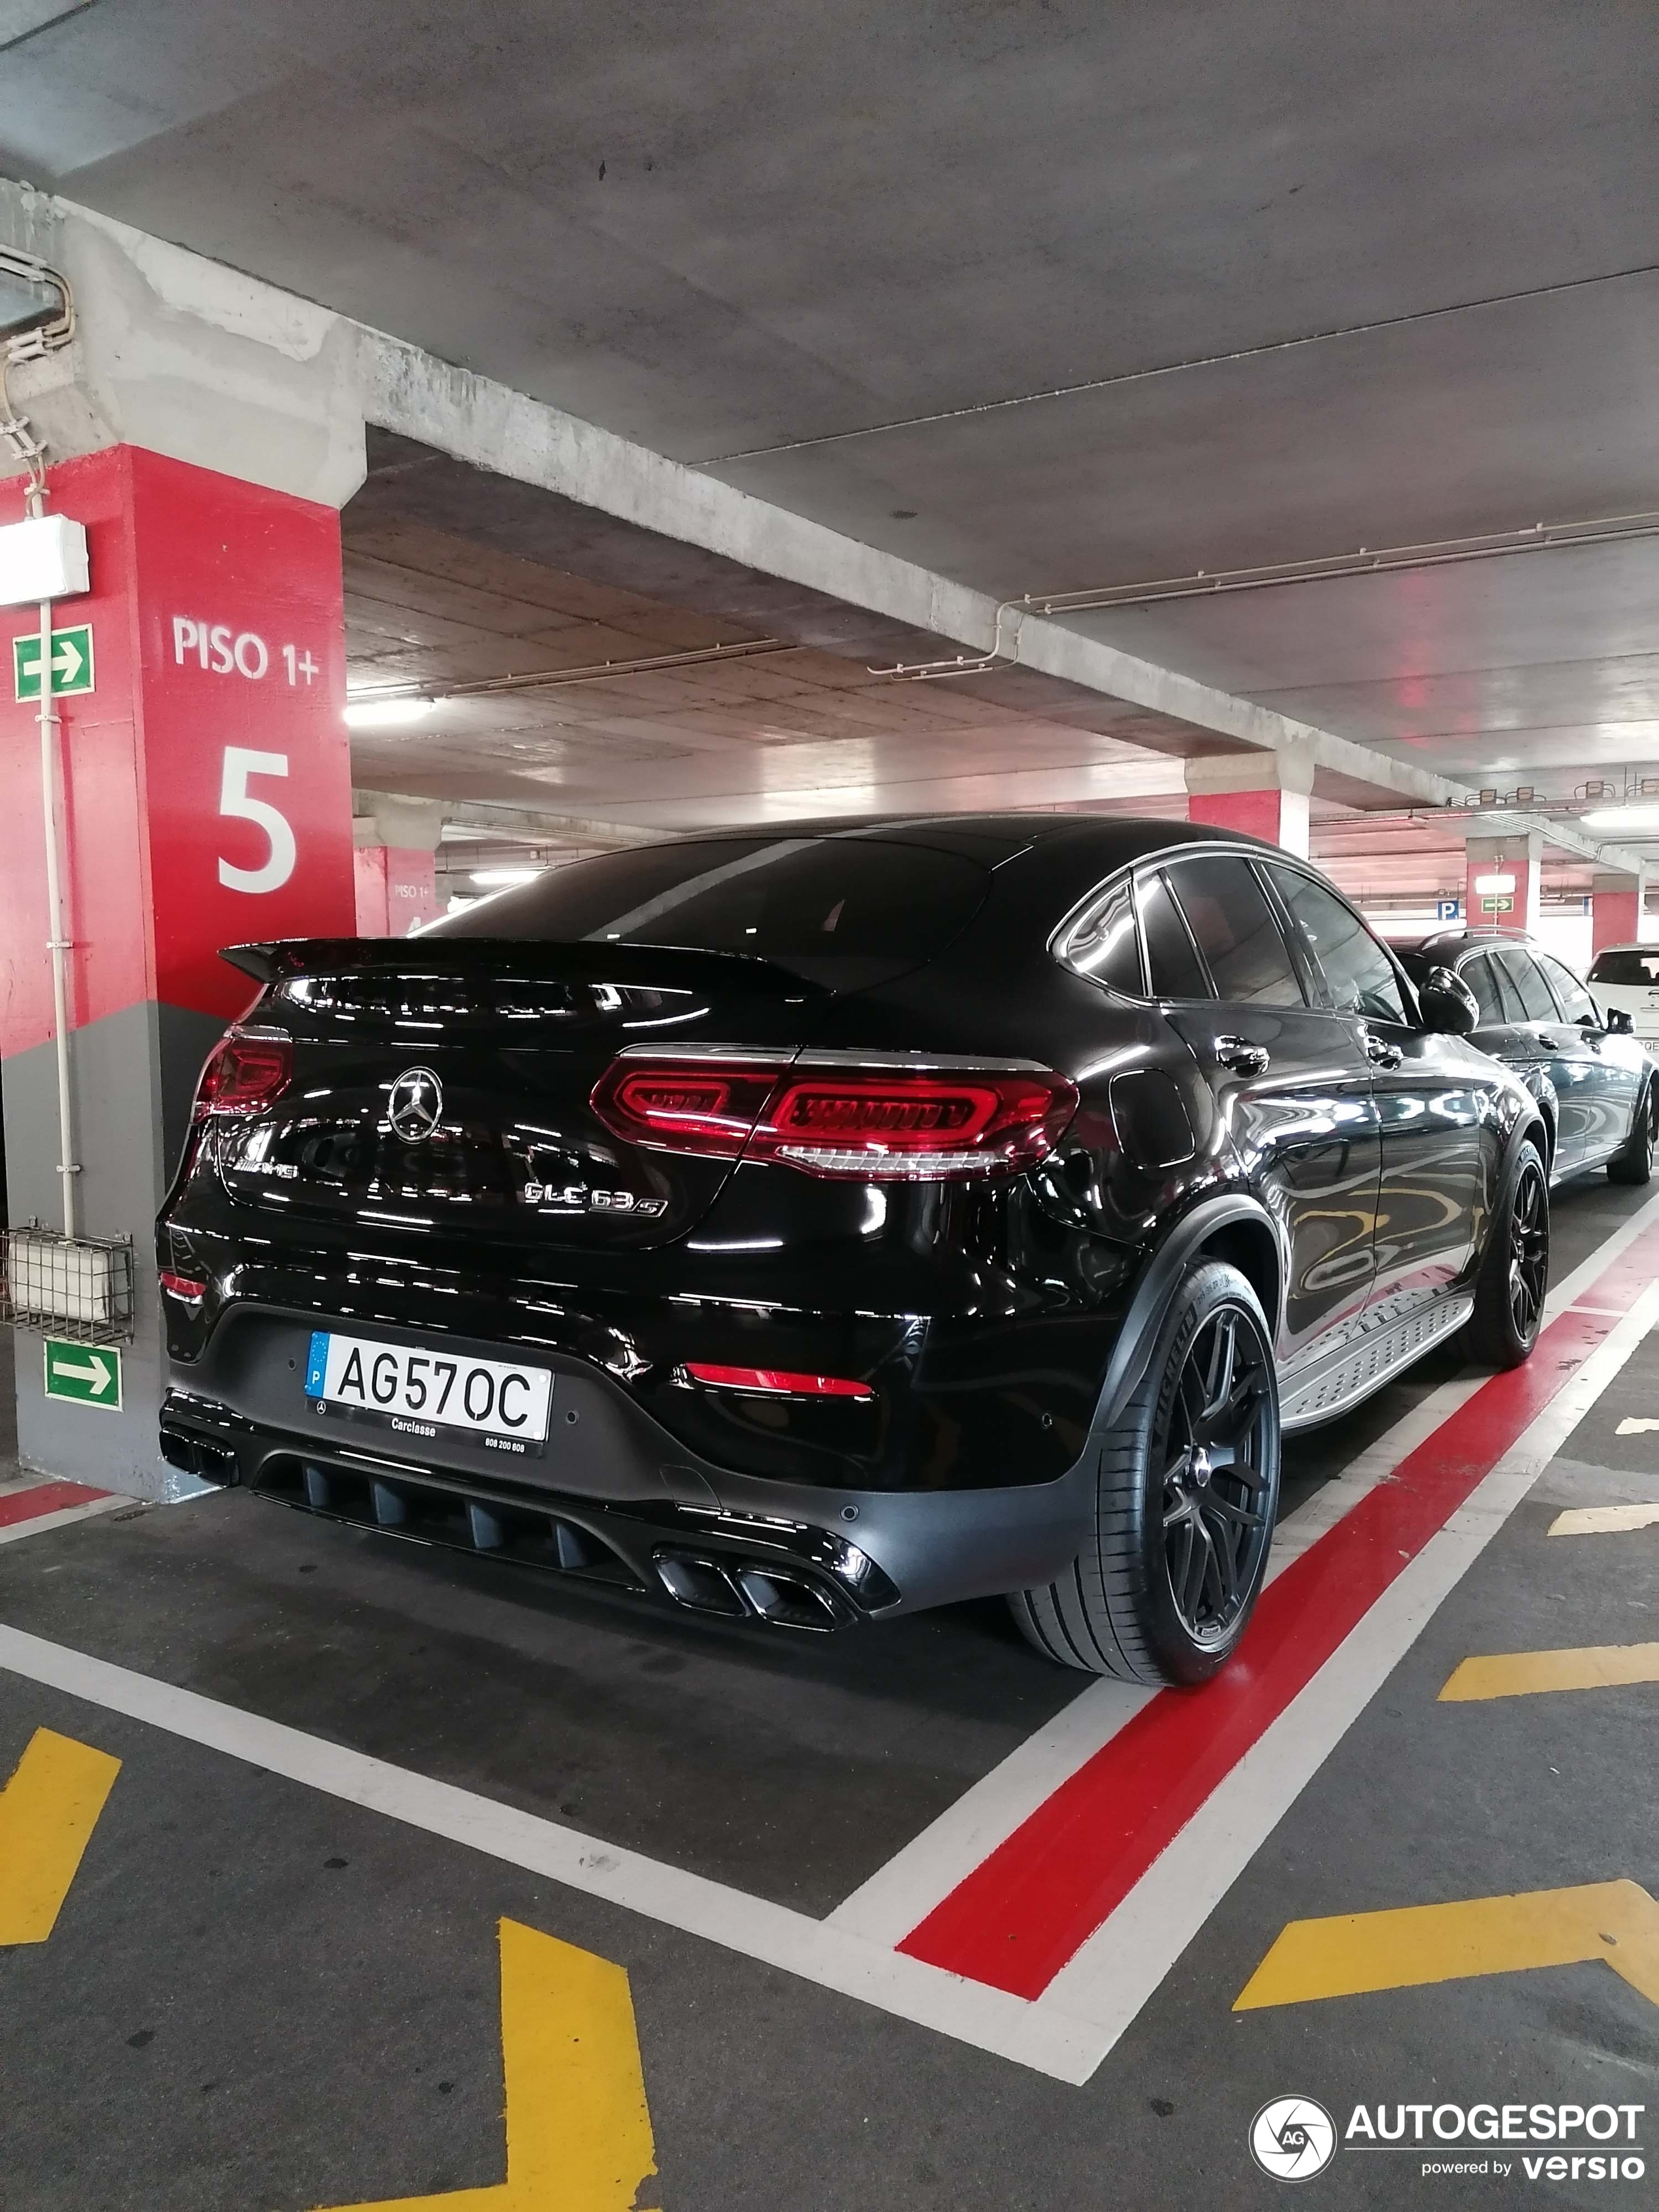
[0,1498,127,1547]
[1035,1264,1659,2055]
[827,1679,1154,1948]
[1615,1417,1659,1435]
[0,1618,1105,2083]
[1549,1501,1659,1536]
[828,1189,1659,1944]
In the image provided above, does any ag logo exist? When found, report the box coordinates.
[387,1066,444,1142]
[1249,2097,1336,2183]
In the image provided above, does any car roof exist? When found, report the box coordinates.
[1388,927,1541,959]
[644,812,1284,869]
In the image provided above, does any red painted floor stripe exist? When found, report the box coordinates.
[901,1229,1659,2000]
[0,1481,111,1528]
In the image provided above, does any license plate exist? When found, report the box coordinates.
[304,1331,552,1456]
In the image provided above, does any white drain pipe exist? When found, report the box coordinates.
[35,582,78,1236]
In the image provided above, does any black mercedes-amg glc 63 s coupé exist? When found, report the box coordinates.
[157,816,1549,1685]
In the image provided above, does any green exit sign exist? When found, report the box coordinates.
[14,622,94,699]
[1480,893,1515,914]
[42,1339,121,1410]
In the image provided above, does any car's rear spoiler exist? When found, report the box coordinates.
[219,937,827,999]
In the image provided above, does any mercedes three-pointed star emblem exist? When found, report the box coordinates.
[387,1066,444,1142]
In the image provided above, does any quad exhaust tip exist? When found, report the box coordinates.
[652,1549,848,1631]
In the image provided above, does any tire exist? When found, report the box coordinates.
[1009,1260,1281,1684]
[1608,1082,1654,1186]
[1463,1137,1549,1368]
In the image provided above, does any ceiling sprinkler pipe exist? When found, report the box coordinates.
[868,504,1659,683]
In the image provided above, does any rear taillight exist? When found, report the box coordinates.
[685,1362,873,1399]
[159,1270,206,1304]
[750,1069,1077,1178]
[589,1053,789,1159]
[590,1052,1077,1180]
[192,1031,293,1121]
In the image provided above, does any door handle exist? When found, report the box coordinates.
[1364,1034,1404,1070]
[1216,1035,1270,1076]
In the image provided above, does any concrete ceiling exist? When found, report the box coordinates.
[7,0,1659,818]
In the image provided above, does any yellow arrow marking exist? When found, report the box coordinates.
[0,1727,120,1945]
[1440,1641,1659,1700]
[1235,1880,1659,2012]
[1549,1502,1659,1536]
[315,1918,658,2212]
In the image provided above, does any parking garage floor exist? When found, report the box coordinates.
[1,1178,1656,2210]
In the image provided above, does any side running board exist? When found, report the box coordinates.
[1280,1294,1474,1431]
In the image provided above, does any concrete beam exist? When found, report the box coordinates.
[1465,810,1651,881]
[0,182,365,508]
[425,797,666,850]
[1,174,1468,811]
[359,345,1468,813]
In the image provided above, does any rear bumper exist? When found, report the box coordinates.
[159,1309,1099,1626]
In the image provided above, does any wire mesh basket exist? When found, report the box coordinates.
[1,1225,136,1345]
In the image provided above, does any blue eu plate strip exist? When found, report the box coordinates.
[304,1330,330,1399]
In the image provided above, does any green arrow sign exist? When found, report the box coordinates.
[14,624,94,700]
[42,1340,121,1411]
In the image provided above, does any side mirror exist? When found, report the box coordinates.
[1417,966,1479,1036]
[1605,1005,1635,1036]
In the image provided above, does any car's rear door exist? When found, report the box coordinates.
[1493,946,1596,1172]
[1151,855,1379,1374]
[1538,950,1643,1164]
[1269,870,1490,1330]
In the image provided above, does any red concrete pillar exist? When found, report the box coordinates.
[1464,833,1541,935]
[354,845,440,936]
[1184,752,1313,857]
[1186,785,1310,854]
[1,445,353,1493]
[1592,869,1644,955]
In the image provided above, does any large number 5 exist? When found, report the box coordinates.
[219,746,297,893]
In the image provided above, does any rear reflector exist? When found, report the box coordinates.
[592,1053,1077,1181]
[192,1031,293,1120]
[159,1270,206,1303]
[685,1361,873,1399]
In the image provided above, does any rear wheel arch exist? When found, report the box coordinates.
[1533,1099,1556,1176]
[1196,1217,1281,1340]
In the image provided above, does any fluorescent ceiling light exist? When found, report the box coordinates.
[344,697,440,729]
[471,867,541,889]
[1582,805,1659,834]
[1472,872,1516,895]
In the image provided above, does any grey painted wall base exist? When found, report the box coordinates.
[3,999,225,1501]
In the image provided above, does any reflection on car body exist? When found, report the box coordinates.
[1391,929,1656,1190]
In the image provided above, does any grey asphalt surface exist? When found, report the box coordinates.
[0,1174,1652,2209]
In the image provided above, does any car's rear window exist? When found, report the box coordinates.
[1588,950,1659,985]
[429,835,990,963]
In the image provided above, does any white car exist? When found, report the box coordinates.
[1587,944,1659,1048]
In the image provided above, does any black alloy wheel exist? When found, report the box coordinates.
[1159,1303,1276,1647]
[1609,1081,1656,1185]
[1010,1258,1282,1685]
[1507,1157,1549,1343]
[1464,1136,1549,1368]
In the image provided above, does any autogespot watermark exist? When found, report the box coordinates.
[1248,2098,1647,2186]
[1251,2098,1338,2181]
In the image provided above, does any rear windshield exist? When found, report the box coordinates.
[428,835,990,965]
[1588,950,1659,986]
